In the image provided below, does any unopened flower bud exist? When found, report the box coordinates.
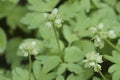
[52,8,58,15]
[54,19,62,28]
[108,30,116,39]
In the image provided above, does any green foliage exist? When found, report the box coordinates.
[104,40,120,80]
[59,0,80,20]
[64,46,82,63]
[0,0,120,80]
[63,25,78,45]
[0,1,15,18]
[33,56,61,80]
[103,0,117,6]
[115,1,120,13]
[0,28,7,54]
[104,51,120,80]
[0,69,11,80]
[6,5,27,31]
[92,76,101,80]
[5,37,23,68]
[12,67,35,80]
[27,0,60,12]
[21,12,44,29]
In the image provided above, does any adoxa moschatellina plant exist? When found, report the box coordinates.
[17,8,120,80]
[43,8,63,56]
[83,23,120,80]
[83,51,107,80]
[18,39,41,80]
[17,8,63,80]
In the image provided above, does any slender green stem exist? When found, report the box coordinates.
[104,39,120,54]
[28,54,32,80]
[52,23,61,53]
[98,70,107,80]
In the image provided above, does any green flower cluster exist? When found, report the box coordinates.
[83,51,103,72]
[44,8,63,28]
[18,41,39,57]
[90,23,116,48]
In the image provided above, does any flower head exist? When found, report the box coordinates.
[18,40,39,57]
[43,8,63,28]
[90,23,116,48]
[83,51,103,72]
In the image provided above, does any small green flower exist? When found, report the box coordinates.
[54,18,62,28]
[45,21,52,27]
[18,40,39,57]
[43,8,63,28]
[108,30,116,39]
[83,51,103,72]
[90,23,116,48]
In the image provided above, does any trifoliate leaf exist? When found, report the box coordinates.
[12,67,35,80]
[21,12,44,29]
[64,46,82,63]
[0,28,7,54]
[115,1,120,13]
[63,25,78,45]
[56,75,65,80]
[33,60,58,80]
[67,63,82,75]
[28,0,59,12]
[5,37,23,68]
[33,56,61,80]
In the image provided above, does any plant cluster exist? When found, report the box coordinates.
[0,0,120,80]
